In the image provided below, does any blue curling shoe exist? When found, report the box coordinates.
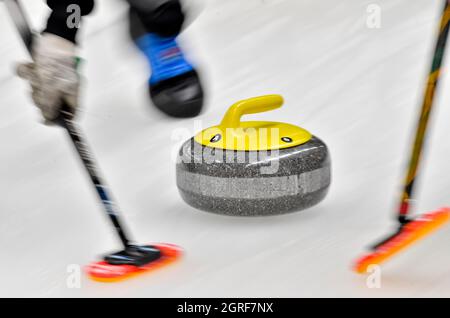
[135,33,204,117]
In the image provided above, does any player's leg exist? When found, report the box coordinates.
[127,0,204,118]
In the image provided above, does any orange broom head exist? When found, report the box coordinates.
[354,207,450,274]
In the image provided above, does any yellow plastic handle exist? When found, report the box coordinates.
[219,95,284,128]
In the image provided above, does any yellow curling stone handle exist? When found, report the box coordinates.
[195,95,312,151]
[220,95,284,128]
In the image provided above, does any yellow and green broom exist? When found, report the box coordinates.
[354,1,450,274]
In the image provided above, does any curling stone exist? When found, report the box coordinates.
[176,95,331,216]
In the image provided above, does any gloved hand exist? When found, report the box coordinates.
[17,33,80,121]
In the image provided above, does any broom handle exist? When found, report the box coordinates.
[4,0,132,248]
[398,0,450,224]
[59,116,132,249]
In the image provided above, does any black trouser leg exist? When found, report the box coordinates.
[126,0,185,39]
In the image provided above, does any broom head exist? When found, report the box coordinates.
[354,207,450,274]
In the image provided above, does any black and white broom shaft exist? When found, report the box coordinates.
[61,116,131,248]
[398,0,450,224]
[5,0,132,249]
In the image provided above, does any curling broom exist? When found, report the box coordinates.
[3,0,182,282]
[354,1,450,274]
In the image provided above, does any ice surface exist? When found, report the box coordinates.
[1,0,450,297]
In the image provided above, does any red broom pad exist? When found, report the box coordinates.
[86,243,183,282]
[354,208,450,274]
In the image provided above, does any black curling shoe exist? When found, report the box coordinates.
[149,70,204,118]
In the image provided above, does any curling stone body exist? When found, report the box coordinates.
[176,95,331,216]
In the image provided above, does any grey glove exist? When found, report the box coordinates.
[17,33,80,121]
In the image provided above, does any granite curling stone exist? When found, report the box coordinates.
[176,95,331,216]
